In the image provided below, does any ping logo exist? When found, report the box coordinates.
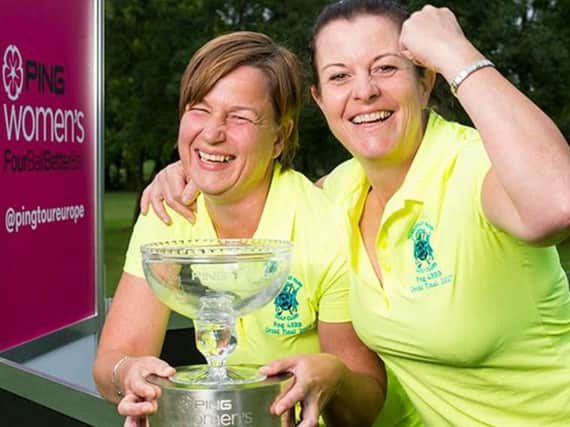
[1,44,84,144]
[2,44,65,102]
[2,45,23,101]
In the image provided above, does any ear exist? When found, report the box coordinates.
[419,69,436,108]
[272,119,293,159]
[310,85,324,111]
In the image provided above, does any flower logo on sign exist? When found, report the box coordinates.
[2,45,24,101]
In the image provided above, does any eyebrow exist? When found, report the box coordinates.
[320,52,404,72]
[194,99,261,117]
[228,106,260,116]
[373,52,403,61]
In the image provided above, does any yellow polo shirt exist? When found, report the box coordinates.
[124,163,351,365]
[324,111,570,426]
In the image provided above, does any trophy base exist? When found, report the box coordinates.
[171,364,265,385]
[148,367,295,427]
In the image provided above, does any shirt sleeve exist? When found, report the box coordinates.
[454,138,493,231]
[123,206,186,278]
[315,212,353,323]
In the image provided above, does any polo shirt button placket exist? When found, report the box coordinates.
[379,237,392,274]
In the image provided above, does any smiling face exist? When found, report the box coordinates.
[177,65,282,204]
[312,14,434,166]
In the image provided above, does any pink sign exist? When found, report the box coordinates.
[0,0,97,351]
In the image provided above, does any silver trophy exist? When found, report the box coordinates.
[141,239,294,426]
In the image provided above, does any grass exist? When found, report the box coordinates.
[104,191,138,296]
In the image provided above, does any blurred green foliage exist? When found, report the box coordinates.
[104,0,570,192]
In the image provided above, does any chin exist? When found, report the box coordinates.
[189,178,218,196]
[200,184,229,197]
[350,138,394,159]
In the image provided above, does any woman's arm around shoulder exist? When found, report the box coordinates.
[140,160,199,224]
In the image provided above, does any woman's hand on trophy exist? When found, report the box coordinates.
[118,391,157,418]
[260,353,348,427]
[120,396,150,427]
[140,160,199,224]
[116,356,175,415]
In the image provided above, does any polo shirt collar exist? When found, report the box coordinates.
[393,110,448,202]
[194,162,295,240]
[380,110,445,224]
[254,162,296,240]
[194,196,217,237]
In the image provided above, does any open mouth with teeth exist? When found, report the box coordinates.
[350,110,393,124]
[197,150,235,163]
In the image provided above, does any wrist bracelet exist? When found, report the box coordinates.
[111,355,130,397]
[450,59,495,97]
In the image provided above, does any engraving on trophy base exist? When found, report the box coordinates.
[148,371,294,427]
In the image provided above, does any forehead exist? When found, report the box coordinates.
[315,15,401,66]
[203,65,271,105]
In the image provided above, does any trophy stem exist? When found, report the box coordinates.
[205,357,229,382]
[192,294,237,384]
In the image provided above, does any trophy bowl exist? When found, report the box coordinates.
[141,238,293,386]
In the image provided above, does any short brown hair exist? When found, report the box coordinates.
[179,31,302,169]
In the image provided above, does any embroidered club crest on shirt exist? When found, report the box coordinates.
[410,223,435,273]
[274,275,302,321]
[408,221,453,293]
[264,275,309,336]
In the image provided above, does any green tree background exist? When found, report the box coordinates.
[104,0,570,191]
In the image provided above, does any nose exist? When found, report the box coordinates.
[352,74,380,102]
[202,113,226,143]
